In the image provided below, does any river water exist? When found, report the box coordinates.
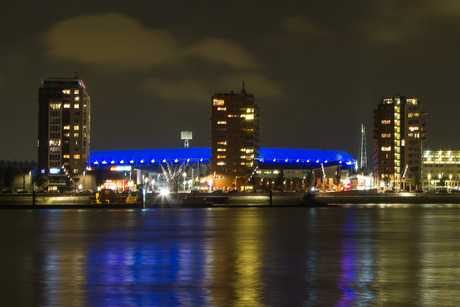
[1,204,460,306]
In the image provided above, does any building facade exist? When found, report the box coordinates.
[210,85,259,190]
[422,150,460,191]
[372,95,427,191]
[38,76,91,191]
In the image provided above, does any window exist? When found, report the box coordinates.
[74,90,79,95]
[414,113,420,117]
[217,121,227,124]
[217,107,226,111]
[381,134,391,138]
[213,99,224,106]
[73,169,79,174]
[63,104,70,108]
[63,155,70,159]
[62,89,70,95]
[217,141,226,145]
[50,103,61,110]
[217,148,226,152]
[63,125,70,130]
[381,146,391,151]
[74,104,80,109]
[74,133,79,137]
[74,155,80,159]
[245,114,254,120]
[74,96,80,101]
[74,125,80,130]
[408,113,413,118]
[381,120,391,124]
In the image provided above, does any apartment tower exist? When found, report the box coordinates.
[210,84,259,191]
[38,76,91,191]
[372,95,427,191]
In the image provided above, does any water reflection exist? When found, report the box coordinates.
[2,207,460,306]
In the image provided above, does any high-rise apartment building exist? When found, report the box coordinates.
[372,95,426,191]
[38,76,91,191]
[210,85,259,190]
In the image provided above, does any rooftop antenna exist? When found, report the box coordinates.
[241,81,246,94]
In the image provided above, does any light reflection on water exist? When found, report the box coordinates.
[2,206,460,306]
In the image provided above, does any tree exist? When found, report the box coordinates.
[411,166,420,190]
[334,165,341,187]
[305,169,314,190]
[276,169,284,191]
[3,166,14,189]
[34,171,47,190]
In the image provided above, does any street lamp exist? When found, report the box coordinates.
[183,172,187,191]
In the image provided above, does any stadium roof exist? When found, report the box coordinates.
[89,148,355,166]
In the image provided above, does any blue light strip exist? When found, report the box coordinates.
[89,147,355,166]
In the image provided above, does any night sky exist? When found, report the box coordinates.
[2,1,459,162]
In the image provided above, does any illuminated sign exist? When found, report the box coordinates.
[110,166,132,172]
[49,168,61,174]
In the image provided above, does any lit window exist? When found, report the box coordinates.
[73,169,78,173]
[247,108,254,113]
[63,125,70,130]
[408,113,413,118]
[217,148,226,152]
[74,104,80,109]
[415,133,420,138]
[62,89,70,94]
[217,121,227,124]
[217,107,226,111]
[74,90,79,95]
[381,147,391,151]
[217,162,225,165]
[381,134,391,138]
[75,96,80,101]
[217,155,226,159]
[74,155,80,159]
[63,104,70,108]
[213,99,225,106]
[217,141,226,145]
[408,133,414,137]
[409,126,419,131]
[381,120,391,124]
[74,125,80,130]
[245,114,254,120]
[414,113,420,117]
[74,133,79,137]
[50,103,61,110]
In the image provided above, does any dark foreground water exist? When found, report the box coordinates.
[2,204,460,306]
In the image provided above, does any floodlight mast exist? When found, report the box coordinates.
[181,131,192,148]
[360,124,367,169]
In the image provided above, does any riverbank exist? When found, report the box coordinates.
[1,191,460,209]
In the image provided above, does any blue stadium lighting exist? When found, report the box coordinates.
[129,160,134,164]
[174,159,178,163]
[285,159,288,162]
[140,159,144,164]
[110,161,115,164]
[307,159,310,163]
[273,159,276,162]
[187,159,190,163]
[162,159,166,163]
[316,160,319,163]
[296,159,300,162]
[151,159,155,163]
[324,160,328,163]
[102,161,107,164]
[94,161,99,165]
[120,160,124,164]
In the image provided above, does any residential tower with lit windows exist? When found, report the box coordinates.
[372,95,427,191]
[210,85,259,190]
[422,150,460,191]
[38,76,91,191]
